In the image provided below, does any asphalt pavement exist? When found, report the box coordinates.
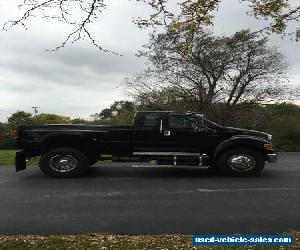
[0,152,299,235]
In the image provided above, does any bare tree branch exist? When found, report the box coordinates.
[3,0,300,52]
[3,0,121,54]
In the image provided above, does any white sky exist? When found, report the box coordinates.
[0,0,299,122]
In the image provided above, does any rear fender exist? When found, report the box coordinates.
[40,131,107,157]
[41,133,87,153]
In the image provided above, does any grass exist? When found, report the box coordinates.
[0,150,15,165]
[0,150,39,165]
[0,233,298,250]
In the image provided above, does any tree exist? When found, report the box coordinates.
[32,113,71,124]
[5,111,33,148]
[4,0,300,52]
[71,118,88,124]
[0,122,16,149]
[126,30,288,112]
[7,111,33,128]
[90,100,136,125]
[97,101,136,120]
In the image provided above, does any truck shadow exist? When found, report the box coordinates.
[86,166,218,178]
[19,165,220,179]
[82,165,276,179]
[20,164,277,180]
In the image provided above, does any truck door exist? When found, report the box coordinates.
[133,112,169,151]
[165,113,209,152]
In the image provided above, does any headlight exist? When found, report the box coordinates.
[267,134,272,141]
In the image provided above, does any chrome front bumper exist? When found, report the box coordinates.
[267,153,277,163]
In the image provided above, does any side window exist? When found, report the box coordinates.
[142,113,161,130]
[168,114,199,130]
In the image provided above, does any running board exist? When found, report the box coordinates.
[133,152,209,167]
[131,163,210,169]
[133,152,201,156]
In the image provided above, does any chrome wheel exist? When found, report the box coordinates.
[228,154,256,172]
[49,154,78,173]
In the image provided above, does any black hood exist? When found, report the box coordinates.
[221,126,271,141]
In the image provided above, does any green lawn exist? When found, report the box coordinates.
[0,150,39,165]
[0,233,298,250]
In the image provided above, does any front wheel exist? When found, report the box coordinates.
[216,148,265,176]
[39,148,89,177]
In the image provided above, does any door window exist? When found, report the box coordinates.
[168,114,199,130]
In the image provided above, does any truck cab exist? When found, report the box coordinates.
[132,111,221,154]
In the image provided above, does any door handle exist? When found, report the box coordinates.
[164,130,171,136]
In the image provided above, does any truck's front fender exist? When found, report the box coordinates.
[211,136,269,165]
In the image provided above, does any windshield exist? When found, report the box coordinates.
[203,118,220,128]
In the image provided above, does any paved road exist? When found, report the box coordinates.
[0,153,299,235]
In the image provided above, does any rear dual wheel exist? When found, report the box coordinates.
[39,148,89,177]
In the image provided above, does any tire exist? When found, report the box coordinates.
[39,147,89,177]
[216,148,265,176]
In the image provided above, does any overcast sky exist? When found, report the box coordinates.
[0,0,299,122]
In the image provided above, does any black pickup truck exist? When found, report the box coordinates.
[15,111,277,177]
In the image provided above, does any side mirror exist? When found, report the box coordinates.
[194,116,204,132]
[200,115,204,128]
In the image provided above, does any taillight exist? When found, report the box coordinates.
[14,130,19,140]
